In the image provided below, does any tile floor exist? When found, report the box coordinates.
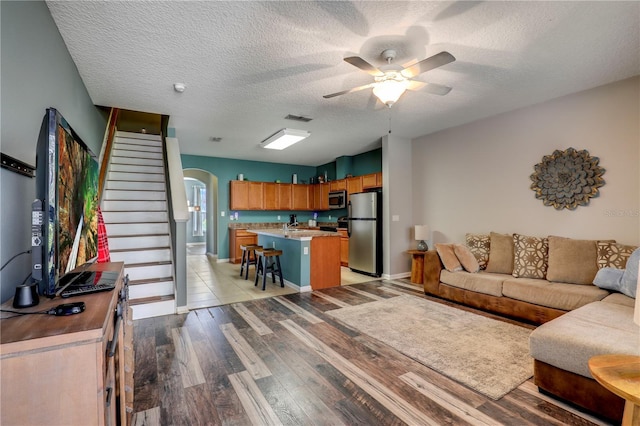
[186,243,376,310]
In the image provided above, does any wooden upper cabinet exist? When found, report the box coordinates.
[312,183,329,211]
[330,179,347,192]
[277,183,292,210]
[362,172,382,189]
[292,184,311,210]
[230,180,263,210]
[263,182,278,210]
[346,176,363,195]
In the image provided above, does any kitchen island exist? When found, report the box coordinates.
[248,228,341,291]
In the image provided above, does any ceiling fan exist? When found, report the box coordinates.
[324,49,456,107]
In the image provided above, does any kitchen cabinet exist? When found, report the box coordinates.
[362,172,382,189]
[347,176,363,198]
[229,228,258,264]
[330,179,347,192]
[338,229,349,266]
[229,181,264,210]
[277,183,292,210]
[292,184,311,210]
[312,183,329,211]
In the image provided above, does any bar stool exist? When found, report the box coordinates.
[239,244,262,280]
[254,248,284,291]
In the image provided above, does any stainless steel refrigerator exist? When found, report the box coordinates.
[347,190,382,277]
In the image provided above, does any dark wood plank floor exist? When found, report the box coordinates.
[132,280,613,426]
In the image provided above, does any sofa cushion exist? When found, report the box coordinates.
[546,236,600,285]
[593,267,625,293]
[485,232,514,274]
[435,243,463,272]
[596,241,636,269]
[440,270,506,297]
[530,301,639,379]
[601,293,635,307]
[502,277,609,311]
[465,233,490,270]
[453,243,479,273]
[512,234,548,279]
[621,248,640,297]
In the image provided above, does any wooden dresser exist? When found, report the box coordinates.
[0,262,133,425]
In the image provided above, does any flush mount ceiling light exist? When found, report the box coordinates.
[261,128,310,150]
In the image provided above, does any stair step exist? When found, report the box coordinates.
[102,211,169,223]
[130,296,175,320]
[110,156,163,167]
[106,222,170,236]
[108,171,165,182]
[112,148,162,160]
[102,200,167,211]
[110,249,171,265]
[130,276,174,285]
[116,131,162,142]
[109,234,170,250]
[128,279,174,300]
[124,262,173,281]
[105,180,166,191]
[110,163,164,174]
[115,142,162,154]
[104,190,167,201]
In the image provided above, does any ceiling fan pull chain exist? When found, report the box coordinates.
[388,108,392,135]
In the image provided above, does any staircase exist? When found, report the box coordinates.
[101,131,176,319]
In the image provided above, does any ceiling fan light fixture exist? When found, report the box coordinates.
[261,128,310,150]
[373,79,409,107]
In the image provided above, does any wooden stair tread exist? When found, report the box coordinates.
[109,233,170,238]
[123,260,172,267]
[129,295,175,306]
[129,276,173,285]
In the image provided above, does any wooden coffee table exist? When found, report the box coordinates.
[588,354,640,426]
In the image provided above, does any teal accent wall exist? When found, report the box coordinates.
[335,156,353,179]
[315,162,337,181]
[255,236,310,288]
[167,127,176,138]
[352,148,382,176]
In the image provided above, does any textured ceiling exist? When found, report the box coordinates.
[46,1,640,167]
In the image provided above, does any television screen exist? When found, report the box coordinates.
[33,108,99,296]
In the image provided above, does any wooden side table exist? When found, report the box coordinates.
[406,250,427,284]
[589,354,640,426]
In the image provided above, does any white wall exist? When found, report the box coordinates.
[382,134,414,277]
[412,76,640,246]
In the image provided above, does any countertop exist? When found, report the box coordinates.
[248,228,341,240]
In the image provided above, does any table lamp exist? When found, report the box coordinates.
[414,225,429,251]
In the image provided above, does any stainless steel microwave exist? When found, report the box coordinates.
[328,190,346,209]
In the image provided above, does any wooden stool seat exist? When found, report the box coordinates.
[239,244,262,280]
[254,248,284,290]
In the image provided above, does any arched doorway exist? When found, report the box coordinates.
[183,169,218,256]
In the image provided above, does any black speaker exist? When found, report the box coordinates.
[13,283,39,308]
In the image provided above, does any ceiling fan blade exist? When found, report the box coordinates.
[344,56,384,76]
[401,51,456,78]
[323,83,376,99]
[407,80,452,96]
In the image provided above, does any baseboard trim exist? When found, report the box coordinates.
[382,272,411,280]
[176,305,189,314]
[216,258,230,263]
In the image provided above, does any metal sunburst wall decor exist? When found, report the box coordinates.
[530,147,605,210]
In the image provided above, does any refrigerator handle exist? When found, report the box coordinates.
[347,200,352,237]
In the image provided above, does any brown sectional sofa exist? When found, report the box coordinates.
[423,234,639,423]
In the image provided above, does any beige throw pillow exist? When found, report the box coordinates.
[596,241,637,269]
[435,243,463,272]
[485,232,514,274]
[546,236,602,285]
[465,233,490,270]
[453,243,479,273]
[512,234,548,279]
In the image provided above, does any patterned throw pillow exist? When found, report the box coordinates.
[596,241,637,269]
[512,234,549,279]
[465,233,490,270]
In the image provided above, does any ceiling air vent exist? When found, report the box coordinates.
[284,114,312,123]
[209,137,222,142]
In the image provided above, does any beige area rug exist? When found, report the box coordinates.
[326,294,533,400]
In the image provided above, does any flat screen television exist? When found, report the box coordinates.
[32,108,100,296]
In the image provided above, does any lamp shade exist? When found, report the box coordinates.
[372,79,408,107]
[635,259,640,326]
[414,225,429,241]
